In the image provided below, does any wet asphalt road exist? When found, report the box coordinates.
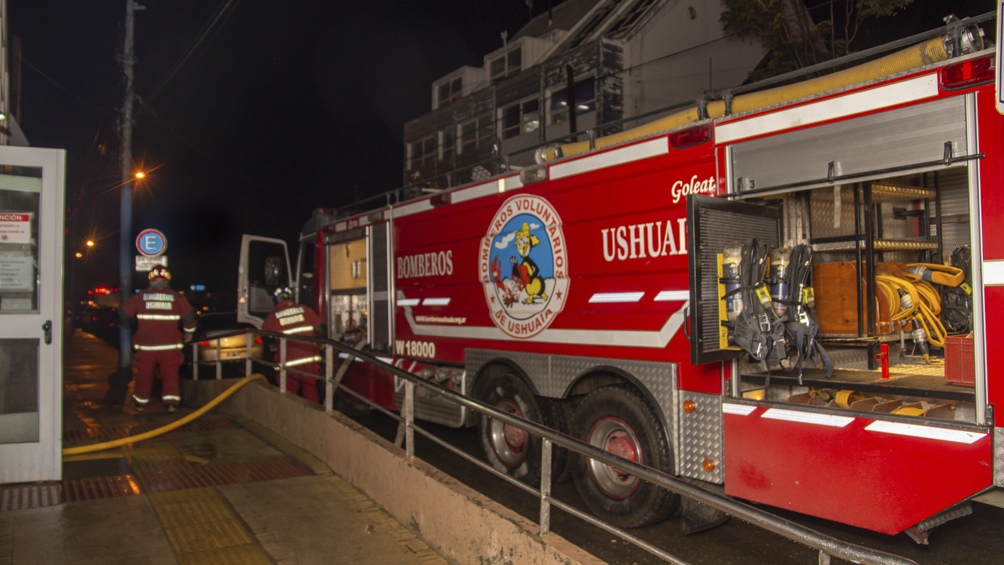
[342,407,1004,565]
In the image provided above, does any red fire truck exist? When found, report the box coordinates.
[239,18,999,541]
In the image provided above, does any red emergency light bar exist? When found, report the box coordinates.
[669,124,712,149]
[940,53,994,90]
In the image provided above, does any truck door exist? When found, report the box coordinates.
[237,235,291,328]
[368,221,392,353]
[686,194,781,365]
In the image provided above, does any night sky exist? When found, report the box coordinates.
[6,0,995,309]
[9,0,562,306]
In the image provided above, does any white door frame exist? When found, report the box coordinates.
[0,146,65,484]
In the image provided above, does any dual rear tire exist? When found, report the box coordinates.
[570,385,679,528]
[476,373,678,529]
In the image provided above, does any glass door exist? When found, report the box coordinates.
[0,147,65,483]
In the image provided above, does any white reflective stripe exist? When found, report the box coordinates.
[398,298,420,306]
[716,74,939,143]
[375,356,394,365]
[162,395,181,402]
[422,297,451,306]
[589,292,644,303]
[722,403,757,416]
[184,327,196,333]
[864,421,987,444]
[761,408,854,428]
[984,259,1004,286]
[132,395,150,404]
[549,137,668,179]
[286,356,323,367]
[135,343,184,351]
[654,290,690,302]
[137,314,181,320]
[283,326,314,335]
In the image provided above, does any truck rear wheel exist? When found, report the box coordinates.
[571,385,679,528]
[476,371,544,484]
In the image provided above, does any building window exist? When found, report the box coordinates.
[488,47,522,84]
[459,117,493,154]
[436,76,463,107]
[408,136,436,171]
[550,77,596,125]
[439,128,455,162]
[500,98,540,140]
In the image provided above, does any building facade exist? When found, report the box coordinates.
[403,0,765,188]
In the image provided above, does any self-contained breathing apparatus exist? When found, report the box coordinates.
[770,245,834,380]
[941,245,973,334]
[720,240,833,384]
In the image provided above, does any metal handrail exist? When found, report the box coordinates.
[199,329,917,565]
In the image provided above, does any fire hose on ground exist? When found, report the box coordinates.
[62,373,266,456]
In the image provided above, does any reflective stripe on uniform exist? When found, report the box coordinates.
[163,395,181,402]
[137,314,182,321]
[135,343,184,351]
[132,395,150,404]
[285,355,323,367]
[283,326,314,335]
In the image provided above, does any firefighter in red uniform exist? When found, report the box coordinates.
[262,286,322,403]
[123,265,197,413]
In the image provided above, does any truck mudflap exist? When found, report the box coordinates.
[722,400,993,534]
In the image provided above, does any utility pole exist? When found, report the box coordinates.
[117,0,144,382]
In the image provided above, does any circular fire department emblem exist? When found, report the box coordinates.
[479,194,568,339]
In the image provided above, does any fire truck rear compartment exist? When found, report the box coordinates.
[697,158,991,535]
[694,163,977,423]
[689,88,981,423]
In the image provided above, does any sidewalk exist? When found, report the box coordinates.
[0,330,449,564]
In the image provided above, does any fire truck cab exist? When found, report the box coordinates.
[239,19,1001,541]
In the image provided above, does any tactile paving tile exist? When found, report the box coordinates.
[0,483,63,511]
[1,457,309,511]
[149,487,271,564]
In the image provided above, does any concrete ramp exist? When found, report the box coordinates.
[184,378,599,565]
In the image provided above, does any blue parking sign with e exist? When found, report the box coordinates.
[136,229,167,257]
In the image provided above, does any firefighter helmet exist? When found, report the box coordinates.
[148,265,171,281]
[273,286,293,304]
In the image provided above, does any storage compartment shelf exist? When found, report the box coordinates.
[811,238,939,252]
[743,367,973,402]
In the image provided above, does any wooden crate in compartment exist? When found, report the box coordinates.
[812,262,907,336]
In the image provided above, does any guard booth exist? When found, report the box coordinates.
[0,147,66,483]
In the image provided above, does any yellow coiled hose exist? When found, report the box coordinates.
[62,374,266,456]
[874,275,947,364]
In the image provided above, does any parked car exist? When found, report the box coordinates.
[183,311,264,377]
[78,305,120,345]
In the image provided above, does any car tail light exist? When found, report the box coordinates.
[669,125,712,149]
[941,54,993,90]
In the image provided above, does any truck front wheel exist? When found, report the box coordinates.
[571,385,679,528]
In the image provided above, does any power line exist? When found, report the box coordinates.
[144,0,243,104]
[17,55,116,117]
